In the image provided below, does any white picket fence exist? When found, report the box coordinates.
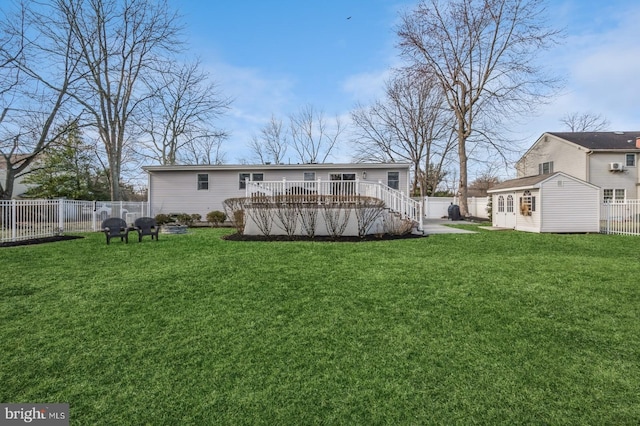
[600,200,640,236]
[0,199,149,243]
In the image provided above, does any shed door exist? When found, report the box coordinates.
[504,194,516,229]
[495,193,516,228]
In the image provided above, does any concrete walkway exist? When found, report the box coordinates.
[421,219,478,234]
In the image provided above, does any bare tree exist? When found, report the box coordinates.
[0,3,80,199]
[249,115,288,164]
[351,70,454,195]
[398,0,561,216]
[139,60,230,165]
[180,133,227,165]
[289,104,344,164]
[560,112,610,132]
[60,0,182,200]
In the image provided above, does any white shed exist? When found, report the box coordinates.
[487,172,600,233]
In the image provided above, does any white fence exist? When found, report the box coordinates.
[600,200,640,236]
[0,199,149,243]
[422,196,489,219]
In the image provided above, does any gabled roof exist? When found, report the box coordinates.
[547,132,640,150]
[487,172,598,193]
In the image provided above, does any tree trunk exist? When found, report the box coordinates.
[457,131,469,217]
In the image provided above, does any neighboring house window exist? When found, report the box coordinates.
[303,172,315,181]
[197,174,209,190]
[538,161,553,175]
[387,172,400,190]
[239,173,263,189]
[603,189,625,202]
[519,190,535,216]
[625,153,636,167]
[506,195,514,213]
[497,196,504,213]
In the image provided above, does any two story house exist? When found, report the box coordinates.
[516,132,640,201]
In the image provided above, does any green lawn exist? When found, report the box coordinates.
[1,227,639,425]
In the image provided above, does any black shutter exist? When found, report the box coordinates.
[532,196,536,212]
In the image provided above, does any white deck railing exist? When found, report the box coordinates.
[245,179,423,230]
[601,200,640,236]
[0,199,148,243]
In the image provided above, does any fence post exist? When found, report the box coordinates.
[11,199,17,242]
[58,199,65,234]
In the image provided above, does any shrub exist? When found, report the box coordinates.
[206,210,226,227]
[174,213,194,227]
[191,213,202,223]
[155,214,171,225]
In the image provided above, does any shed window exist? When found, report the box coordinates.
[197,174,209,191]
[519,190,535,216]
[497,196,504,213]
[387,172,400,190]
[625,153,636,167]
[303,172,315,181]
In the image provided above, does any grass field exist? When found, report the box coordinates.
[1,226,639,424]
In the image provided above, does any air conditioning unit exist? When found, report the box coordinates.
[609,162,624,171]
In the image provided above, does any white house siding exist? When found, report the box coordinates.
[516,134,588,179]
[539,175,600,233]
[146,164,411,218]
[588,152,639,199]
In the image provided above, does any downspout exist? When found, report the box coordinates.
[146,170,152,217]
[585,150,593,182]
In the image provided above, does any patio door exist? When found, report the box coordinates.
[330,173,356,195]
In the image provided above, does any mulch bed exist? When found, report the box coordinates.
[0,235,84,248]
[223,233,427,242]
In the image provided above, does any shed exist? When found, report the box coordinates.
[487,172,600,233]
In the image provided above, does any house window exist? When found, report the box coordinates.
[519,190,535,216]
[603,189,626,202]
[239,173,263,189]
[626,153,636,167]
[506,195,514,213]
[387,172,400,190]
[303,172,315,181]
[497,196,504,213]
[197,174,209,191]
[538,161,553,175]
[604,189,625,203]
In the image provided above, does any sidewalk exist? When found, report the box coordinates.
[421,218,478,234]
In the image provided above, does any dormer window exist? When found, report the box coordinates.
[538,161,553,175]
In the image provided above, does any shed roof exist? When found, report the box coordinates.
[487,172,599,193]
[548,132,640,150]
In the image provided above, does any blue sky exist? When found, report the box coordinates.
[173,0,640,176]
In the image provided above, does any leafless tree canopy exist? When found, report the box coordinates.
[289,104,344,164]
[560,112,610,132]
[139,60,231,165]
[397,0,561,215]
[60,0,183,200]
[351,70,455,195]
[249,115,288,164]
[0,3,80,199]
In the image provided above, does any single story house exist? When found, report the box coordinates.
[142,162,413,219]
[516,132,640,201]
[488,172,600,233]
